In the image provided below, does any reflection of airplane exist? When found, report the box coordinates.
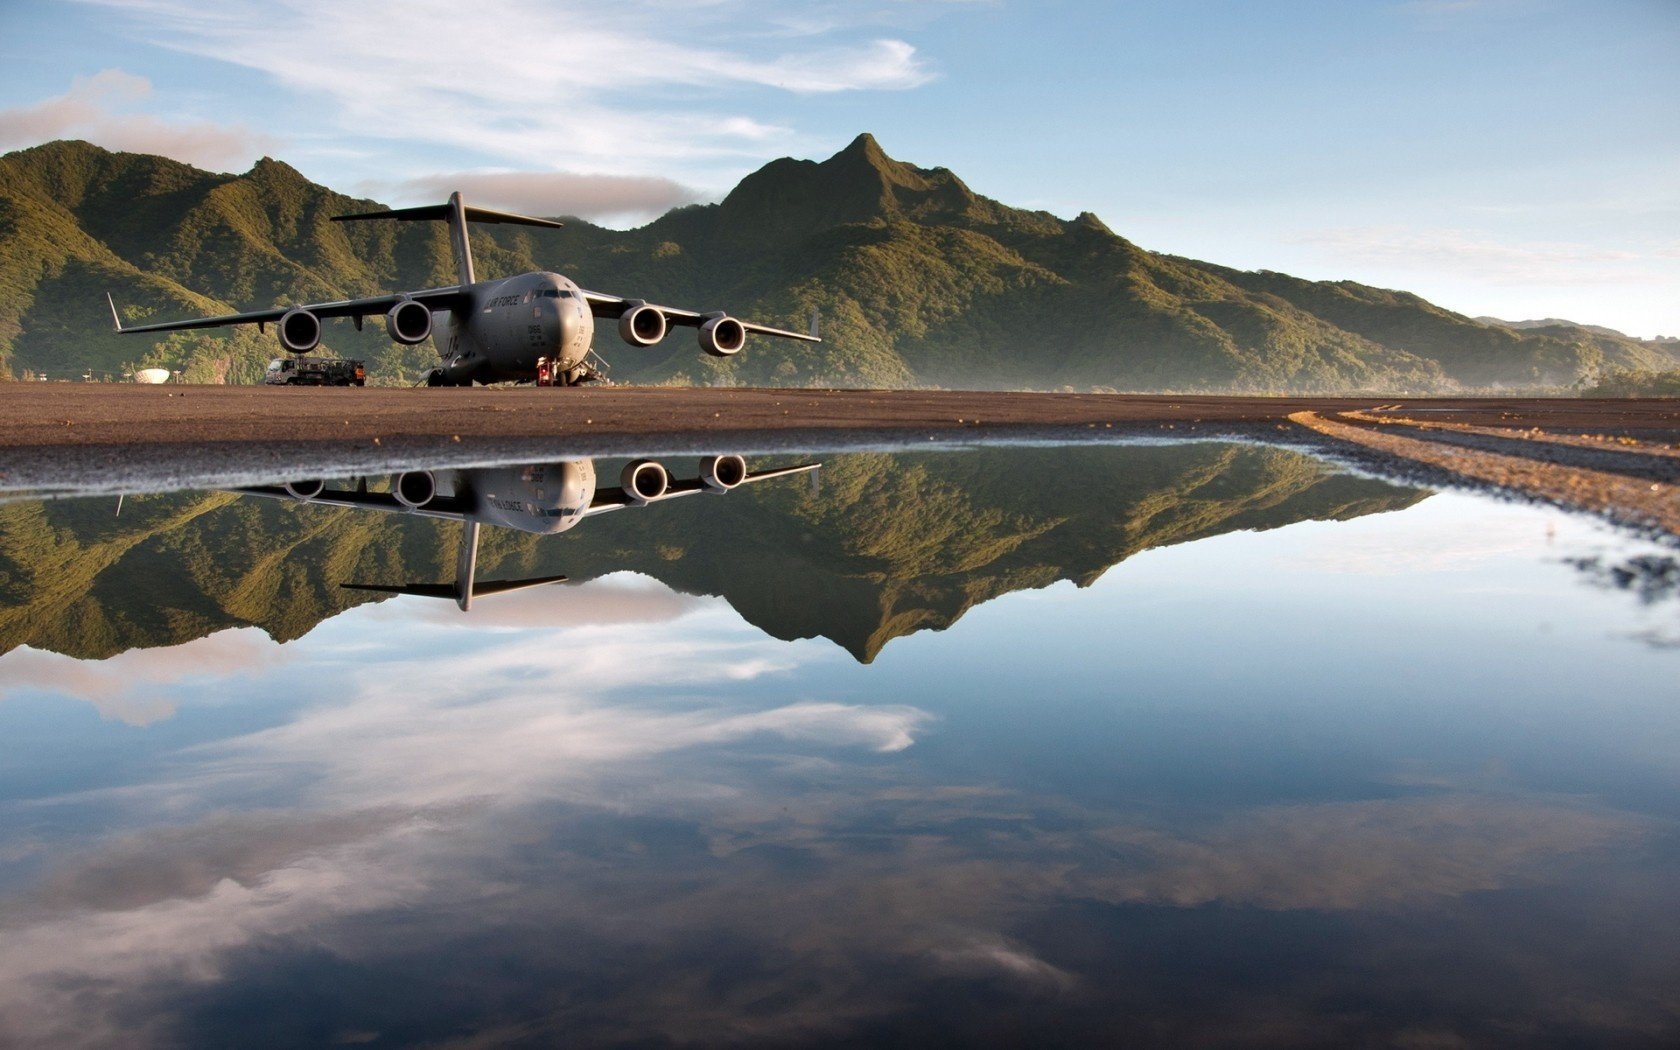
[232,455,819,610]
[107,192,819,387]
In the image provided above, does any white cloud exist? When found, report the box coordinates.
[0,69,275,170]
[71,0,935,178]
[371,170,705,226]
[1297,225,1678,288]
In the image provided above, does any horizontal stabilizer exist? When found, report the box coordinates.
[341,582,459,600]
[331,203,563,229]
[341,575,569,609]
[471,575,571,597]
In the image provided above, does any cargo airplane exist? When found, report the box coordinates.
[234,454,819,610]
[107,193,819,386]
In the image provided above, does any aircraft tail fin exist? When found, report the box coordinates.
[340,519,566,611]
[330,192,562,289]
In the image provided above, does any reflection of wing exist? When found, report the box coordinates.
[109,286,471,336]
[231,484,472,522]
[586,462,821,516]
[578,290,820,343]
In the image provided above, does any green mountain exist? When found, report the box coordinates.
[2,136,1669,389]
[0,445,1424,664]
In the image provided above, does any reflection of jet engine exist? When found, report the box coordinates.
[386,300,433,345]
[278,308,322,353]
[393,470,437,509]
[618,303,667,346]
[620,459,670,504]
[699,315,745,357]
[283,479,325,500]
[700,454,747,491]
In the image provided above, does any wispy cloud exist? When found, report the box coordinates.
[369,170,705,226]
[1297,225,1679,288]
[0,69,275,170]
[70,0,936,178]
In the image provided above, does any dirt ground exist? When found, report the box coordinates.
[0,385,1676,533]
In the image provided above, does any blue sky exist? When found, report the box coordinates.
[0,0,1674,335]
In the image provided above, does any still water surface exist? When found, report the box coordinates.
[1,443,1676,1047]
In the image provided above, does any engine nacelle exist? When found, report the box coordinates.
[283,479,325,501]
[699,315,746,357]
[617,303,667,347]
[386,300,432,345]
[620,459,669,504]
[393,470,437,509]
[700,454,747,492]
[278,307,322,354]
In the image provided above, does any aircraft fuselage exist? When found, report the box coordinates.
[433,272,595,386]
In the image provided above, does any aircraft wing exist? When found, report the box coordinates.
[109,286,471,336]
[579,290,820,343]
[230,483,473,522]
[586,461,821,516]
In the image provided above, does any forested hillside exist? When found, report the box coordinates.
[2,136,1671,390]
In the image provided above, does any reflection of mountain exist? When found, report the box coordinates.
[0,444,1424,662]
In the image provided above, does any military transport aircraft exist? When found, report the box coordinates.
[107,193,819,386]
[232,454,819,610]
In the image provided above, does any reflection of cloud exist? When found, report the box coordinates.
[0,69,275,170]
[0,629,287,725]
[0,594,1659,1045]
[0,608,935,1046]
[1079,797,1649,911]
[933,939,1077,989]
[408,576,704,630]
[28,808,418,913]
[1286,527,1533,576]
[0,816,432,1049]
[203,623,925,808]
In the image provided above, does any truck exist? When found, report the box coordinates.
[264,357,366,386]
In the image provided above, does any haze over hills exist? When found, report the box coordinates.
[0,446,1422,665]
[1,135,1673,391]
[1475,316,1679,344]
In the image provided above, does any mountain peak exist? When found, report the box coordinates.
[821,132,924,187]
[836,132,888,163]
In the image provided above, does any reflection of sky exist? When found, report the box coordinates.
[1,495,1677,1046]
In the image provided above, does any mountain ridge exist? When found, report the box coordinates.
[1,136,1672,390]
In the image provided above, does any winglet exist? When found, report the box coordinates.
[106,293,123,333]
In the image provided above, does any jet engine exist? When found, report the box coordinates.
[617,303,667,347]
[283,479,326,500]
[620,459,670,504]
[393,470,438,509]
[700,454,747,492]
[278,307,322,353]
[699,315,746,357]
[386,300,433,345]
